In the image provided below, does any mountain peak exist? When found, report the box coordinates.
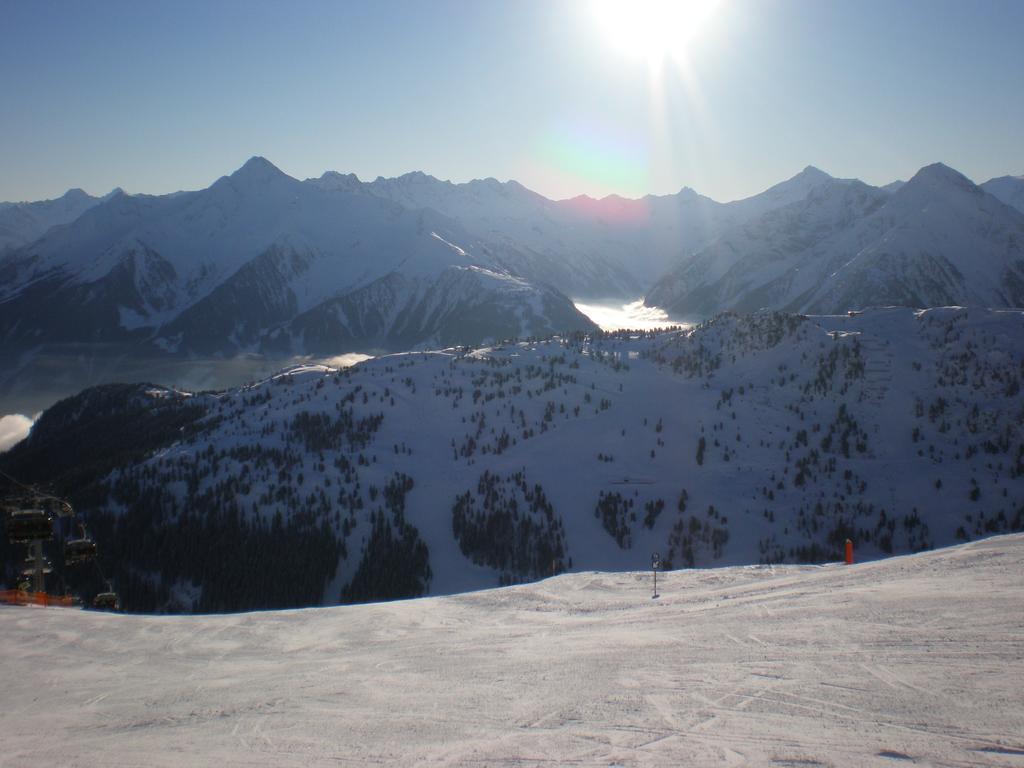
[979,174,1024,214]
[768,165,833,195]
[229,156,288,185]
[309,170,365,194]
[797,165,831,182]
[395,170,440,184]
[319,170,360,182]
[904,163,978,195]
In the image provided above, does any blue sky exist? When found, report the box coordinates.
[2,0,1022,203]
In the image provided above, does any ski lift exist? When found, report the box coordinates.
[64,538,98,565]
[6,509,54,543]
[92,592,120,611]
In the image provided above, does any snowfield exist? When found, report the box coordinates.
[2,534,1023,767]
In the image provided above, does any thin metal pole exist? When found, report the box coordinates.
[32,540,45,594]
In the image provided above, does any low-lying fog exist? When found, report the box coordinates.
[0,301,689,453]
[0,414,34,453]
[573,298,689,332]
[0,352,373,454]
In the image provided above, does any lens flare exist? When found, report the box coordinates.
[532,119,651,200]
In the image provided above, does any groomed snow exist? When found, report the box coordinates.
[2,535,1023,766]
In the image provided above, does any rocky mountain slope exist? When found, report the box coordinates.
[3,306,1021,612]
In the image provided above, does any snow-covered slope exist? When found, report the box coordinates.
[4,307,1021,613]
[648,163,1024,316]
[800,164,1024,312]
[2,534,1022,766]
[982,173,1024,214]
[0,187,114,251]
[726,164,836,219]
[0,158,595,361]
[645,177,889,317]
[357,170,653,297]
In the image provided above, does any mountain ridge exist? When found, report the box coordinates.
[646,161,1024,317]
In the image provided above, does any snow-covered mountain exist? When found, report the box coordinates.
[4,307,1021,612]
[800,164,1024,312]
[0,157,596,363]
[348,167,841,297]
[0,187,115,251]
[982,173,1024,214]
[647,163,1024,316]
[4,158,1023,418]
[645,176,890,317]
[350,170,655,297]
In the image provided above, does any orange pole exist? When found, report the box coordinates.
[845,539,854,565]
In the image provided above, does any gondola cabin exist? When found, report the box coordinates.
[92,592,119,611]
[64,538,98,565]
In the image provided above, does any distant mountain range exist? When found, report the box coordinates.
[1,158,1022,411]
[646,164,1024,316]
[0,158,598,366]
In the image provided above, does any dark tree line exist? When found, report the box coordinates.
[452,470,568,584]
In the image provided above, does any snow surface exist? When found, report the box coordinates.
[2,534,1022,766]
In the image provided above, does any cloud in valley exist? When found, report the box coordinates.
[574,299,688,332]
[0,414,33,453]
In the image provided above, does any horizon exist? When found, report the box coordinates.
[2,0,1022,204]
[3,154,1018,208]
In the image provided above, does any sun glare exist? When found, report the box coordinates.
[592,0,720,61]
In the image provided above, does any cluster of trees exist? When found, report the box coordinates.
[93,495,342,612]
[594,491,634,549]
[801,336,865,399]
[664,500,728,568]
[452,470,568,584]
[290,405,384,453]
[647,312,807,380]
[342,473,430,604]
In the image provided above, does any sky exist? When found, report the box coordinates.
[1,0,1022,204]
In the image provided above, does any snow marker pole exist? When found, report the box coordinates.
[845,539,854,565]
[651,552,660,599]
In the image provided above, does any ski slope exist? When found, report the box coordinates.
[2,535,1022,766]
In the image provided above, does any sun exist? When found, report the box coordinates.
[592,0,721,62]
